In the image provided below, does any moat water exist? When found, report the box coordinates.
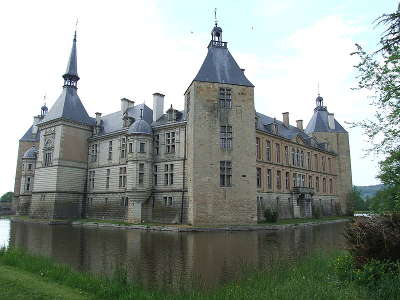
[0,219,347,290]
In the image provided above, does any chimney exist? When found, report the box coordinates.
[95,112,102,126]
[153,93,165,122]
[121,98,134,114]
[328,113,335,130]
[282,112,289,127]
[32,116,40,136]
[296,120,303,130]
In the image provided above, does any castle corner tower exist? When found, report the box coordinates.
[185,21,257,225]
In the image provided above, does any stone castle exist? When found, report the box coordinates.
[13,22,352,225]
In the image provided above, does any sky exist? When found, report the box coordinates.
[0,0,397,195]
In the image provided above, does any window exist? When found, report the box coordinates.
[44,151,52,167]
[106,169,110,189]
[28,164,32,171]
[153,165,158,185]
[301,174,305,187]
[164,164,174,185]
[316,177,320,192]
[139,142,146,153]
[256,137,261,159]
[121,138,127,158]
[256,168,262,188]
[307,152,311,170]
[314,154,318,171]
[129,142,133,153]
[88,170,95,189]
[219,87,232,109]
[276,144,281,163]
[267,169,272,189]
[322,156,326,172]
[285,172,290,190]
[121,196,128,207]
[328,158,332,172]
[291,148,295,166]
[266,141,271,162]
[308,175,313,188]
[220,126,233,149]
[329,178,333,194]
[119,167,127,188]
[105,197,108,205]
[296,149,300,167]
[300,150,304,168]
[90,144,98,162]
[154,135,160,155]
[25,177,31,191]
[276,170,282,190]
[284,146,289,165]
[139,163,144,185]
[220,161,232,187]
[108,141,113,160]
[163,196,173,206]
[323,178,327,193]
[166,132,176,153]
[186,92,191,121]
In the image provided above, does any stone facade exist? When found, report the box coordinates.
[13,22,352,224]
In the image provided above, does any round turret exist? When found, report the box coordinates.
[23,146,37,159]
[128,119,152,135]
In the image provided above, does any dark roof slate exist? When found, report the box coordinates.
[128,119,152,135]
[20,126,40,142]
[40,87,94,126]
[305,108,347,134]
[193,45,254,87]
[23,146,37,159]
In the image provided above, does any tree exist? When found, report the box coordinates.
[351,186,368,211]
[352,6,400,212]
[0,192,13,203]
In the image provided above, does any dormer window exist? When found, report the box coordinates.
[167,105,176,122]
[272,123,278,134]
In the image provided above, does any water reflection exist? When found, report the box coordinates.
[3,220,347,290]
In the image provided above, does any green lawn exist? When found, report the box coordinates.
[0,247,372,300]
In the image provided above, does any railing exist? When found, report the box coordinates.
[292,186,314,195]
[208,40,228,48]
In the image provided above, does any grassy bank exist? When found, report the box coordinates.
[263,216,351,225]
[0,247,375,300]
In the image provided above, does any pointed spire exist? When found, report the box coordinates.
[63,30,79,88]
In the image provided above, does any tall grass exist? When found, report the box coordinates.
[0,247,369,300]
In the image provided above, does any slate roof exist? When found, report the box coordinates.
[23,146,37,159]
[193,44,254,87]
[256,112,328,151]
[305,107,347,134]
[20,126,40,142]
[128,119,152,135]
[151,110,185,126]
[64,32,78,78]
[40,87,94,126]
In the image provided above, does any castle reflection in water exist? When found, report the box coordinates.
[8,221,346,290]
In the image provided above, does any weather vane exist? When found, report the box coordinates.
[214,8,218,26]
[317,81,320,96]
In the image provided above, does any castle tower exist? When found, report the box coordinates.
[185,21,257,225]
[29,31,94,219]
[305,94,353,214]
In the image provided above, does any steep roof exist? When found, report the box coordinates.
[40,88,94,126]
[128,119,152,135]
[23,146,37,159]
[305,107,347,134]
[20,126,40,142]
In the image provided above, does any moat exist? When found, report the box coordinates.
[0,219,347,290]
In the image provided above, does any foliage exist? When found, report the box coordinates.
[344,215,400,265]
[312,204,321,219]
[350,187,368,211]
[355,184,385,200]
[0,192,13,203]
[264,208,278,223]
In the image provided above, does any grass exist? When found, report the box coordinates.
[263,216,351,225]
[0,246,376,300]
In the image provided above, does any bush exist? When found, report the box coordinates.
[264,208,278,222]
[344,214,400,266]
[312,204,321,219]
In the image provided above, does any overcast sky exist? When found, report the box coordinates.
[0,0,397,195]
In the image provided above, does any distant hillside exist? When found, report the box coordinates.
[355,184,386,199]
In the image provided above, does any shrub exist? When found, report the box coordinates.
[312,204,321,219]
[344,214,400,266]
[264,208,278,222]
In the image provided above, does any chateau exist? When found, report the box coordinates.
[13,22,352,225]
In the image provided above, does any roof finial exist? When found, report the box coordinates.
[317,81,320,96]
[74,18,78,40]
[214,8,218,26]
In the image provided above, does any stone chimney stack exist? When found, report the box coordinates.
[121,98,135,114]
[296,120,303,130]
[32,116,40,136]
[153,93,165,122]
[95,112,102,126]
[328,113,335,130]
[282,112,289,127]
